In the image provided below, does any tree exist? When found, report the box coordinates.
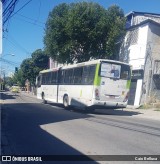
[44,2,126,64]
[12,69,25,87]
[20,58,35,85]
[31,49,49,77]
[20,49,49,85]
[105,5,126,60]
[7,49,49,87]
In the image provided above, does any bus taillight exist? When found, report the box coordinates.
[123,92,129,102]
[95,88,100,100]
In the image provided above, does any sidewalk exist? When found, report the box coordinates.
[20,91,37,99]
[125,106,160,121]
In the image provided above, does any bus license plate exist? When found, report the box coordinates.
[109,95,115,98]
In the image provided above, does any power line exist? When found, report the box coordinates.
[36,0,41,24]
[3,0,34,26]
[16,13,45,25]
[0,58,20,66]
[9,0,33,19]
[3,0,19,26]
[13,14,45,28]
[4,35,31,55]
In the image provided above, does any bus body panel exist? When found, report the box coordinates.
[37,85,58,102]
[37,87,42,99]
[99,77,128,102]
[58,85,94,107]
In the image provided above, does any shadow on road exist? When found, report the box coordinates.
[1,92,142,163]
[0,92,17,100]
[93,108,141,116]
[46,103,141,117]
[1,93,98,163]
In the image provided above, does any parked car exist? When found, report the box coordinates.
[11,84,20,93]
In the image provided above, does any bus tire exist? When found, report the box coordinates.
[63,95,69,109]
[42,93,47,104]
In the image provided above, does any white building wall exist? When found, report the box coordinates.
[134,79,143,106]
[129,24,149,70]
[125,24,150,106]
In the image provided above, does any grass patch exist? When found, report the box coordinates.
[138,103,160,110]
[138,104,151,109]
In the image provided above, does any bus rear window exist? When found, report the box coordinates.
[100,62,121,79]
[100,62,130,80]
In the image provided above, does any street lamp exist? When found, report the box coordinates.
[0,53,15,58]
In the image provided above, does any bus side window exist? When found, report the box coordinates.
[45,72,50,85]
[121,71,128,79]
[73,67,83,84]
[88,65,96,84]
[42,73,46,85]
[82,65,96,85]
[64,69,73,84]
[120,65,130,80]
[51,72,57,84]
[68,69,73,84]
[48,72,52,84]
[82,66,89,84]
[59,70,64,84]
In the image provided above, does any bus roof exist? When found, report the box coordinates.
[40,59,131,73]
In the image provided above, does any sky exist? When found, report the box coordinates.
[1,0,160,75]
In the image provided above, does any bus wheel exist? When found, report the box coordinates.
[63,95,69,109]
[42,93,47,104]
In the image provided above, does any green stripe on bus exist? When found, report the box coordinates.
[94,64,101,86]
[126,80,131,89]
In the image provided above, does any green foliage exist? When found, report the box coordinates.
[31,49,49,80]
[44,2,126,64]
[20,58,34,85]
[10,49,49,86]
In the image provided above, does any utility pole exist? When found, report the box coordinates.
[0,1,2,90]
[0,0,2,55]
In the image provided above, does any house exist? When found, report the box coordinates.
[119,11,160,107]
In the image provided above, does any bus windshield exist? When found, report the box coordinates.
[100,62,131,80]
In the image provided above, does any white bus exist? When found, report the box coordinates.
[36,59,131,110]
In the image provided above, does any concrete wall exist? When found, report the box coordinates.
[120,21,160,105]
[148,23,160,101]
[140,22,160,104]
[149,23,160,60]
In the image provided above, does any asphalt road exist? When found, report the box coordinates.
[1,92,160,163]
